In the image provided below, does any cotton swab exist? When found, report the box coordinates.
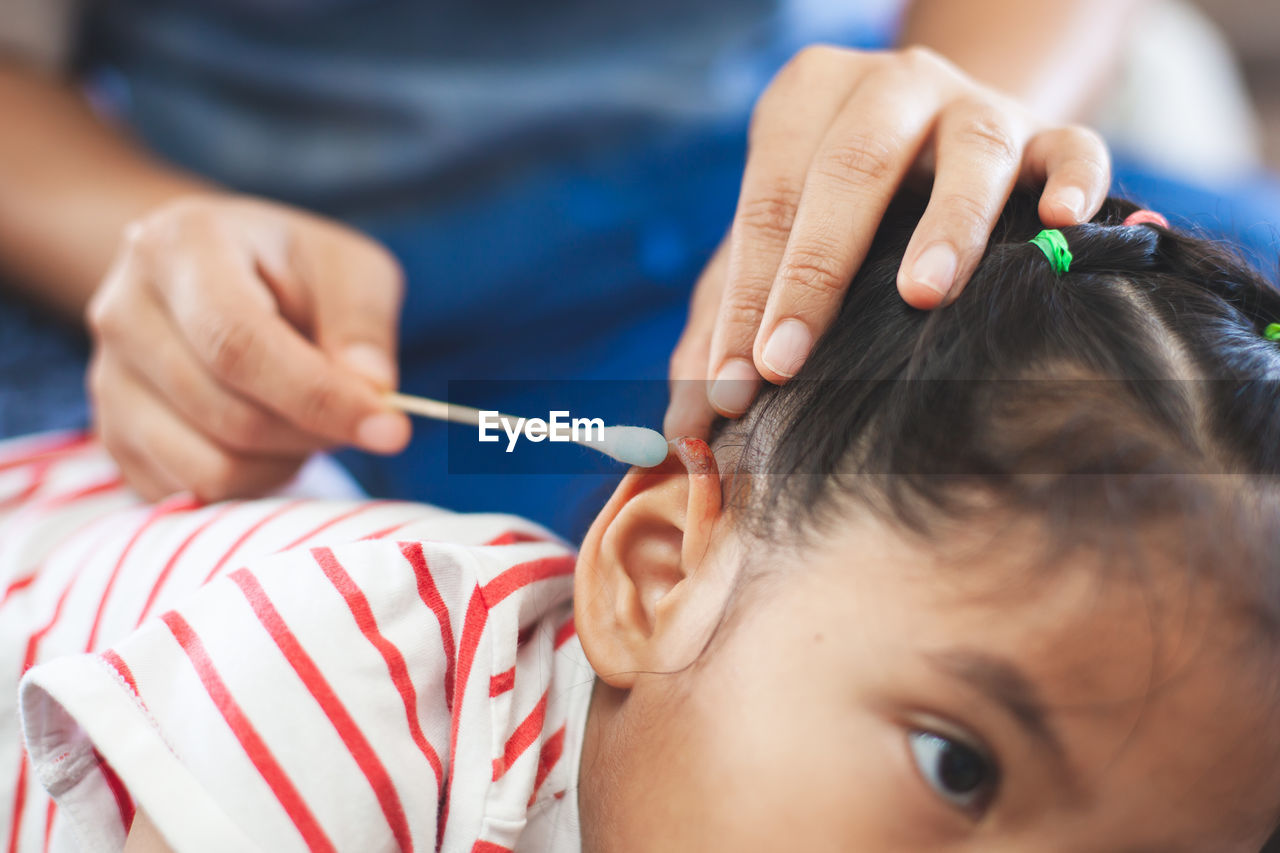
[384,392,670,468]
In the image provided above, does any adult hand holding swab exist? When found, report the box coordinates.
[384,392,670,468]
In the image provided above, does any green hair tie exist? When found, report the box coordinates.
[1028,228,1072,275]
[1265,323,1280,342]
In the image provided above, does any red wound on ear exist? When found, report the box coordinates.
[674,437,717,476]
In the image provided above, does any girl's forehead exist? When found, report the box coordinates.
[794,511,1264,695]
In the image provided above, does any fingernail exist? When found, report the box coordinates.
[1056,186,1086,221]
[356,412,410,454]
[342,344,395,390]
[909,243,957,299]
[709,359,759,416]
[761,318,813,379]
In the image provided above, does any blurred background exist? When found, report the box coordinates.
[1088,0,1278,182]
[1198,0,1280,170]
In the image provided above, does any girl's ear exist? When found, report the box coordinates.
[574,438,735,688]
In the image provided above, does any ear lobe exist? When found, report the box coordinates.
[574,438,729,687]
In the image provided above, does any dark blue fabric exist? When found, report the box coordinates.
[0,299,89,438]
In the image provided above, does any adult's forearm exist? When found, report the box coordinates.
[0,60,210,319]
[900,0,1150,122]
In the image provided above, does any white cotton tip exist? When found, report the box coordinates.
[588,426,670,468]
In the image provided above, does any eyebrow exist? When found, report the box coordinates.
[928,648,1075,777]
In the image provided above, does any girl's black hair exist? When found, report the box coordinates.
[715,192,1280,558]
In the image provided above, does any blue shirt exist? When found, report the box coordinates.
[75,0,903,534]
[80,0,902,215]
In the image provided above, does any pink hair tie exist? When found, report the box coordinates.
[1122,209,1169,229]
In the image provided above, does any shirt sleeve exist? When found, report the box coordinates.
[20,537,474,853]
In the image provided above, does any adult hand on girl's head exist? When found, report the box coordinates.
[664,45,1110,437]
[86,195,411,502]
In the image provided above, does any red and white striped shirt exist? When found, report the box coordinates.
[0,432,592,853]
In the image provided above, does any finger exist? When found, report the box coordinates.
[897,96,1032,309]
[303,228,405,392]
[89,355,186,501]
[106,431,177,503]
[709,46,866,416]
[92,269,331,457]
[97,414,177,502]
[110,363,303,502]
[1023,125,1112,227]
[157,230,411,454]
[753,63,942,384]
[666,238,729,438]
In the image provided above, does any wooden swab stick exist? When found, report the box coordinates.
[384,392,496,428]
[384,392,670,467]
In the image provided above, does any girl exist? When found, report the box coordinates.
[7,191,1280,851]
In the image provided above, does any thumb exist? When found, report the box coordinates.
[310,238,405,393]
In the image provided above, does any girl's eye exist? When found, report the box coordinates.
[908,730,998,816]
